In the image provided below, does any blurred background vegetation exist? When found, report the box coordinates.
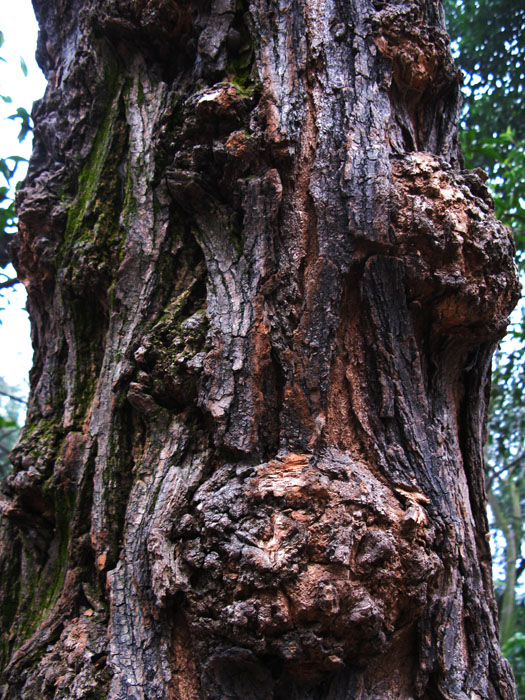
[0,27,30,477]
[0,0,524,692]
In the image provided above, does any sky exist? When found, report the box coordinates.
[0,0,47,400]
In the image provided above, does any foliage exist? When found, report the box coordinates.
[0,28,30,291]
[0,379,25,478]
[445,0,525,141]
[503,632,525,699]
[0,29,32,476]
[461,128,525,249]
[445,0,525,255]
[0,155,26,269]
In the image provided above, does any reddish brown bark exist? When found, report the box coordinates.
[0,0,520,698]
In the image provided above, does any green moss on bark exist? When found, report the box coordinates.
[57,78,134,425]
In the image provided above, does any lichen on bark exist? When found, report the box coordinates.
[0,0,520,698]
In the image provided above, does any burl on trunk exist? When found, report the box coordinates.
[0,0,520,698]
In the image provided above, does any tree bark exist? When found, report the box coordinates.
[0,0,520,698]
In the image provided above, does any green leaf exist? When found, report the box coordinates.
[19,57,27,77]
[8,107,32,142]
[0,416,17,430]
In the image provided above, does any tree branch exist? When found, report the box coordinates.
[487,449,525,489]
[0,275,19,289]
[0,389,27,405]
[515,558,525,582]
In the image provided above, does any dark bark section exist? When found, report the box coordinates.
[0,0,520,698]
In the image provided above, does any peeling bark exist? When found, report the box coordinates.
[0,0,520,698]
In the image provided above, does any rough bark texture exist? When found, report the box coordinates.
[0,0,520,698]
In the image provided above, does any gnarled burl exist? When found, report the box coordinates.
[0,0,520,698]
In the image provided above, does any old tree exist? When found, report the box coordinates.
[0,0,521,697]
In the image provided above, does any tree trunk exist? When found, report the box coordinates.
[488,482,521,645]
[0,0,520,698]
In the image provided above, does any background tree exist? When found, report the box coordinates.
[0,0,520,698]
